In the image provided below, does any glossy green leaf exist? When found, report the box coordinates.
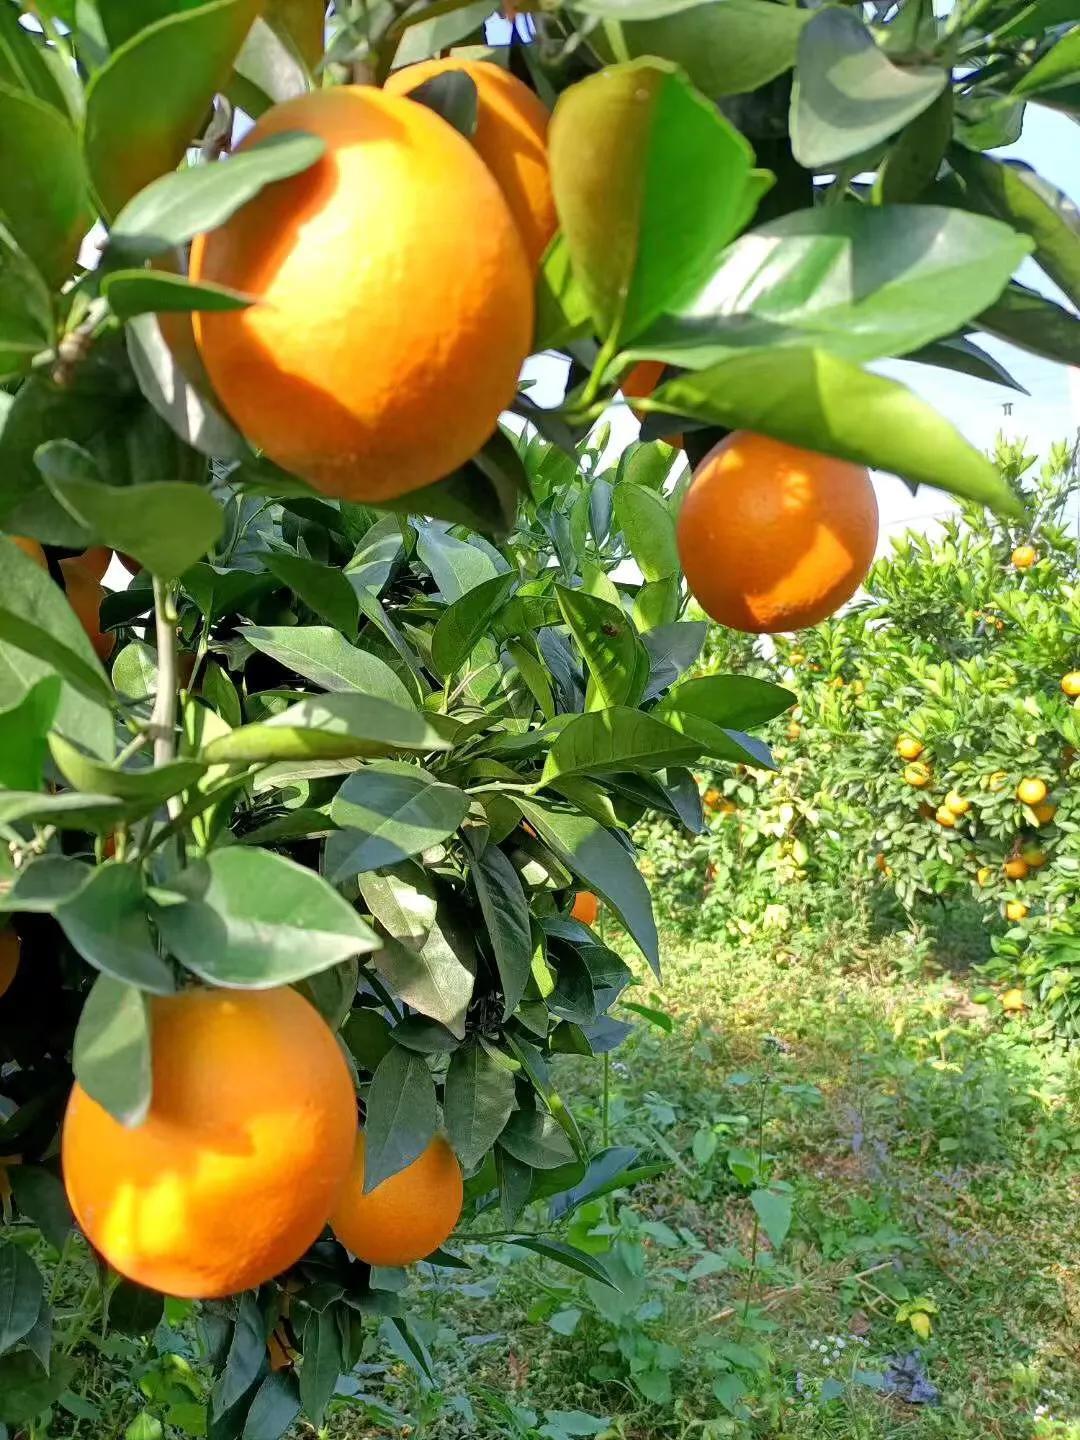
[655,675,795,733]
[8,1167,73,1253]
[101,269,255,321]
[362,1045,437,1191]
[36,443,224,581]
[415,524,500,601]
[0,1351,76,1425]
[556,586,649,711]
[875,88,953,203]
[126,313,249,460]
[107,129,325,259]
[750,1187,792,1249]
[549,58,767,345]
[0,1243,43,1355]
[641,621,708,701]
[535,232,591,351]
[498,1110,576,1169]
[203,693,448,763]
[243,626,415,707]
[977,280,1080,366]
[84,0,262,218]
[72,974,152,1127]
[431,571,517,678]
[470,842,533,1019]
[444,1041,517,1168]
[49,733,205,812]
[635,205,1030,369]
[1011,25,1080,99]
[57,862,176,994]
[654,349,1022,518]
[326,765,469,878]
[542,707,700,785]
[263,552,359,635]
[299,1308,344,1430]
[0,225,53,383]
[0,3,74,115]
[0,83,89,286]
[517,798,659,975]
[791,9,947,169]
[112,641,159,701]
[0,676,60,791]
[613,485,678,581]
[155,848,378,986]
[0,790,123,831]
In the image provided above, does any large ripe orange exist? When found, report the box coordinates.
[0,930,19,1000]
[62,987,356,1298]
[384,59,555,269]
[571,890,599,925]
[330,1132,462,1267]
[676,433,878,633]
[60,562,112,662]
[191,87,533,504]
[622,361,665,405]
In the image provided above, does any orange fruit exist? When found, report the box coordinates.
[788,651,806,666]
[571,891,599,926]
[330,1131,462,1267]
[190,87,532,504]
[1016,777,1047,806]
[62,987,356,1299]
[1005,900,1029,922]
[1033,801,1057,825]
[976,866,994,887]
[0,931,19,1000]
[1000,987,1025,1011]
[676,433,878,633]
[874,852,888,873]
[944,790,970,817]
[66,547,113,583]
[11,536,47,568]
[1062,672,1080,698]
[904,762,931,788]
[1002,856,1029,880]
[616,361,683,446]
[1011,544,1036,569]
[703,787,722,810]
[1020,845,1047,869]
[384,59,554,269]
[60,564,111,661]
[786,722,801,740]
[935,806,956,829]
[986,770,1009,792]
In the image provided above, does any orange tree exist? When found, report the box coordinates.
[0,0,1077,1432]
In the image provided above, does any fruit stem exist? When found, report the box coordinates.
[150,576,181,819]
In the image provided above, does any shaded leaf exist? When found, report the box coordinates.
[72,975,152,1127]
[444,1042,516,1168]
[363,1046,437,1191]
[326,765,469,878]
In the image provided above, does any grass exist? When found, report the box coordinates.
[358,911,1080,1440]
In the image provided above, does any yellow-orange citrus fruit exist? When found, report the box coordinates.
[1000,987,1025,1011]
[874,852,888,873]
[65,547,113,583]
[1020,845,1047,869]
[62,987,356,1298]
[330,1132,462,1267]
[1005,900,1029,922]
[787,722,801,740]
[616,361,683,446]
[1016,777,1047,806]
[935,806,956,829]
[718,799,737,815]
[944,790,970,817]
[986,770,1008,792]
[788,651,806,666]
[896,735,923,760]
[703,788,722,810]
[904,762,931,788]
[1003,856,1029,880]
[676,434,878,633]
[384,59,554,269]
[571,891,599,926]
[0,931,19,1000]
[191,87,532,504]
[1033,801,1057,825]
[1011,544,1036,569]
[61,565,111,661]
[1061,672,1080,697]
[976,866,994,887]
[12,536,47,569]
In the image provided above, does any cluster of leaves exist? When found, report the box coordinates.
[643,437,1080,1033]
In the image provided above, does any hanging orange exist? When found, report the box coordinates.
[571,891,599,925]
[0,931,19,1000]
[60,562,112,662]
[676,433,878,633]
[330,1132,462,1267]
[384,58,555,269]
[62,986,356,1298]
[190,87,532,503]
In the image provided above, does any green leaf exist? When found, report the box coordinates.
[655,675,795,734]
[72,974,152,1127]
[541,707,700,785]
[0,676,60,791]
[556,586,648,711]
[635,205,1031,369]
[326,765,469,878]
[1012,25,1080,99]
[243,626,415,708]
[0,3,74,116]
[875,88,953,203]
[408,68,479,138]
[8,1168,73,1253]
[357,872,474,1038]
[613,485,678,581]
[36,443,224,581]
[641,621,707,700]
[101,270,255,322]
[508,1236,618,1289]
[107,130,326,259]
[202,659,242,726]
[362,1045,437,1191]
[375,445,527,541]
[549,58,767,345]
[654,349,1022,518]
[212,1293,265,1418]
[444,1041,517,1168]
[0,791,122,831]
[535,232,591,351]
[263,552,359,635]
[470,843,533,1019]
[84,0,262,219]
[750,1187,792,1249]
[299,1307,344,1429]
[48,734,204,813]
[791,9,947,169]
[0,537,113,758]
[0,1351,76,1425]
[977,280,1080,366]
[415,524,500,601]
[0,224,54,383]
[431,571,517,678]
[516,798,659,976]
[57,862,176,995]
[583,0,808,99]
[496,1147,533,1224]
[498,1111,576,1170]
[0,83,90,286]
[948,146,1079,307]
[112,641,158,702]
[0,1243,43,1355]
[155,848,378,986]
[240,1372,301,1440]
[109,1280,165,1336]
[905,335,1027,392]
[126,313,249,460]
[203,693,448,763]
